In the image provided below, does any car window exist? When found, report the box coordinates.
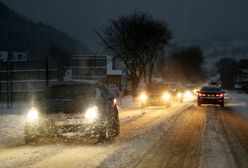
[201,87,221,92]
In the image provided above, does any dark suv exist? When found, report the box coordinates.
[138,83,171,107]
[24,82,119,143]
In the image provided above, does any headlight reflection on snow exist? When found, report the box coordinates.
[27,107,39,121]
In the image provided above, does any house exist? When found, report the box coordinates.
[65,55,124,94]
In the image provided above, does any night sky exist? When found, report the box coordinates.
[2,0,248,51]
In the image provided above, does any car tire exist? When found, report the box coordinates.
[98,117,120,143]
[24,128,39,143]
[197,102,201,106]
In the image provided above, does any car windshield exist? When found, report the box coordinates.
[45,84,97,99]
[146,84,169,93]
[201,86,221,92]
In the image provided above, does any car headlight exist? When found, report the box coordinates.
[184,91,193,99]
[85,106,98,121]
[176,92,183,98]
[139,92,148,102]
[27,107,39,121]
[113,98,117,105]
[162,92,170,101]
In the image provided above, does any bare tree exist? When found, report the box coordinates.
[97,12,172,97]
[216,58,238,89]
[166,46,205,83]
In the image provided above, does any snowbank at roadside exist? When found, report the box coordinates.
[116,95,140,110]
[228,91,248,120]
[0,101,31,115]
[0,115,25,147]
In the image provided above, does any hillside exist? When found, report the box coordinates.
[0,1,91,60]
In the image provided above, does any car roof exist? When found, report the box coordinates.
[200,85,221,90]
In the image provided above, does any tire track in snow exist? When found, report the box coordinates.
[98,104,193,168]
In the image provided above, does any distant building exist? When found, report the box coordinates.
[68,55,108,81]
[235,69,248,90]
[0,51,27,62]
[235,59,248,91]
[66,55,124,93]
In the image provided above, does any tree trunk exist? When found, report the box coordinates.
[148,65,153,83]
[131,78,139,98]
[148,53,158,83]
[143,68,148,84]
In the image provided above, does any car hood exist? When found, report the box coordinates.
[36,98,104,114]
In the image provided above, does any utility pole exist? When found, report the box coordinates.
[0,59,2,101]
[45,56,49,87]
[7,51,13,108]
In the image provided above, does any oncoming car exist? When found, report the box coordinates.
[169,87,184,103]
[24,82,120,143]
[138,83,171,107]
[197,85,225,107]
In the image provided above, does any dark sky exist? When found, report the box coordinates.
[2,0,248,51]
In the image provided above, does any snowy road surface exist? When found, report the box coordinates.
[0,92,248,168]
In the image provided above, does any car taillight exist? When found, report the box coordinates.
[216,93,224,97]
[198,93,206,97]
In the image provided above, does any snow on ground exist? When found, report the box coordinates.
[0,115,25,147]
[99,104,193,168]
[116,95,139,110]
[227,91,248,120]
[0,102,31,147]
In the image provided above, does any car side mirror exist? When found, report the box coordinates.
[196,91,200,93]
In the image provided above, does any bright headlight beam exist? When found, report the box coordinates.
[177,92,182,98]
[140,93,148,102]
[184,91,192,98]
[85,106,98,121]
[162,92,170,101]
[183,91,194,101]
[27,107,39,121]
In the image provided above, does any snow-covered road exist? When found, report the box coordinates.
[0,92,248,168]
